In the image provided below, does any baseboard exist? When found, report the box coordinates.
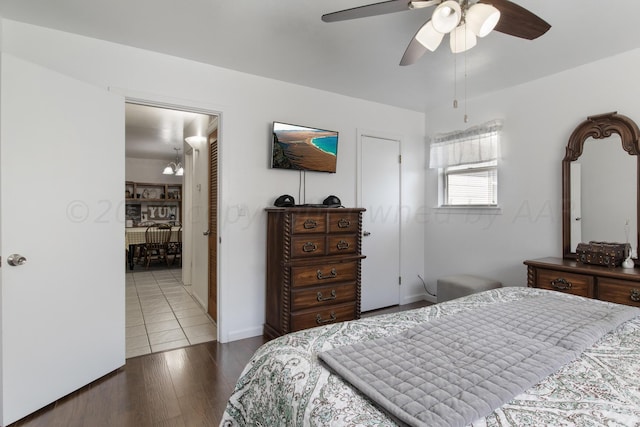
[221,326,263,344]
[402,292,437,305]
[190,290,206,310]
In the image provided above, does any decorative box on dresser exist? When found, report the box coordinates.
[264,207,366,340]
[524,257,640,307]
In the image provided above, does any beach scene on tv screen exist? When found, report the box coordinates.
[272,122,338,173]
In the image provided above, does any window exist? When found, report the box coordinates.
[444,160,497,205]
[429,120,502,207]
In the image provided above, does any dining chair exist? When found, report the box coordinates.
[143,223,172,268]
[166,224,182,267]
[132,221,156,266]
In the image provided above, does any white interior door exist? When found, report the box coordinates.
[0,55,125,425]
[359,134,401,312]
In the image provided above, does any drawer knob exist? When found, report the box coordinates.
[303,242,318,253]
[631,288,640,302]
[336,240,350,250]
[303,219,318,229]
[316,312,337,324]
[317,289,337,302]
[338,218,351,228]
[317,268,337,280]
[550,277,572,290]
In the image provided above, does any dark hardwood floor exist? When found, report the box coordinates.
[361,299,432,318]
[10,300,431,427]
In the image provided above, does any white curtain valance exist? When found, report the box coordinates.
[429,119,503,169]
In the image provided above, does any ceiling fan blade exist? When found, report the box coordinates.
[322,0,413,22]
[480,0,550,39]
[400,36,428,66]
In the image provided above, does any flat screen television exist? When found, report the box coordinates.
[271,121,338,173]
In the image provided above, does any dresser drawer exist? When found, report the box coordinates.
[291,282,357,311]
[291,213,326,234]
[535,269,594,297]
[290,302,356,332]
[597,278,640,307]
[328,212,359,233]
[327,235,357,255]
[290,235,326,258]
[291,261,357,287]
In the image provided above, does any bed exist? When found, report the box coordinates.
[221,287,640,426]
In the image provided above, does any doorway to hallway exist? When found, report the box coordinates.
[124,102,219,356]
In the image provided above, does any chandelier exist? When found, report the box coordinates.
[162,147,184,176]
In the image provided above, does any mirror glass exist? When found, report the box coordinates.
[569,135,637,253]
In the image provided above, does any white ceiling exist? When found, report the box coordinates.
[124,103,213,159]
[1,0,640,153]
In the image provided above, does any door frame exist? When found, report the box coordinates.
[116,89,222,336]
[207,125,219,322]
[356,129,403,307]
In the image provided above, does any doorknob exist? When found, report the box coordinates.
[203,230,211,236]
[7,254,27,266]
[363,231,371,236]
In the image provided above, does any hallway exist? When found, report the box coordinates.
[125,267,216,358]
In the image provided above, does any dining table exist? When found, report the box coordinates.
[125,226,181,270]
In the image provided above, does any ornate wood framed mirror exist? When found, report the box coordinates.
[562,112,640,260]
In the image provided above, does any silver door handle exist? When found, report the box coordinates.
[7,254,27,266]
[203,230,211,236]
[363,231,371,236]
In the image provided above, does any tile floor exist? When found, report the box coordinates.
[125,267,216,358]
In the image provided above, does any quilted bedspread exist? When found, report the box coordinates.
[318,293,639,427]
[221,288,640,426]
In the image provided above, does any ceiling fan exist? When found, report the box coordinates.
[321,0,551,66]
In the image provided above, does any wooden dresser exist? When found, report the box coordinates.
[524,257,640,307]
[264,207,365,340]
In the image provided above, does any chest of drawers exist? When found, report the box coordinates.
[264,207,365,339]
[524,257,640,307]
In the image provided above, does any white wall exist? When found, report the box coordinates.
[184,140,211,308]
[424,49,640,297]
[125,157,184,185]
[1,19,426,342]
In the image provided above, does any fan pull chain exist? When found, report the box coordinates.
[464,44,468,123]
[453,50,458,109]
[463,22,469,123]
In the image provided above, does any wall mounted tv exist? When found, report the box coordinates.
[271,121,338,173]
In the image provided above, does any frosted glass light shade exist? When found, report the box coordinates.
[431,1,462,34]
[185,135,206,144]
[450,24,477,53]
[415,20,444,51]
[163,165,175,175]
[175,165,184,176]
[466,3,500,37]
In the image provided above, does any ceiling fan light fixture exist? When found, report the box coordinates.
[322,0,550,66]
[450,23,477,53]
[465,3,501,37]
[415,20,444,51]
[431,0,462,34]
